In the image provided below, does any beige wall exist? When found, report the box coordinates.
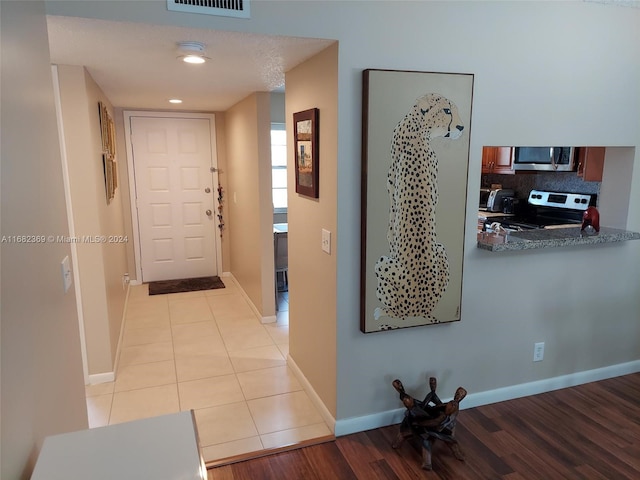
[56,66,129,376]
[113,107,137,280]
[34,0,640,434]
[0,2,88,478]
[286,44,339,416]
[226,93,276,317]
[213,114,231,273]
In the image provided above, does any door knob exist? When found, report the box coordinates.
[206,209,212,216]
[205,187,211,193]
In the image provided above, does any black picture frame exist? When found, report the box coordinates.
[360,69,474,333]
[293,108,319,198]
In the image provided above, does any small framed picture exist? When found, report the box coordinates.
[293,108,319,198]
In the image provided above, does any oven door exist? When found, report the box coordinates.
[512,147,575,172]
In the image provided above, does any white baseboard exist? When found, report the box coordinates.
[87,281,130,386]
[226,273,276,324]
[334,359,640,437]
[111,282,131,382]
[287,355,336,434]
[88,372,115,385]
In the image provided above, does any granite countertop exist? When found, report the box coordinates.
[477,226,640,252]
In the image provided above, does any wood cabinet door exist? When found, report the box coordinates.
[482,147,496,173]
[577,147,605,182]
[493,147,514,174]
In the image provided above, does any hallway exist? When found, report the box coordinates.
[84,277,332,465]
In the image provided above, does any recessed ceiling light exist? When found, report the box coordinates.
[183,55,206,64]
[169,99,183,104]
[176,41,209,64]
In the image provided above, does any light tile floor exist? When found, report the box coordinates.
[85,277,332,464]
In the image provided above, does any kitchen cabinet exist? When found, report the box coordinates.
[482,147,514,174]
[576,147,605,182]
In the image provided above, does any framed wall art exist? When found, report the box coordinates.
[360,69,474,333]
[293,108,319,198]
[98,101,117,204]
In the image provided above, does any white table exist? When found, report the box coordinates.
[31,411,206,480]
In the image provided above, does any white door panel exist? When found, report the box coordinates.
[130,116,218,282]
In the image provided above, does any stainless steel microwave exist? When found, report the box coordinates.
[512,147,576,172]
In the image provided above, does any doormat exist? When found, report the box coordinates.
[148,276,225,295]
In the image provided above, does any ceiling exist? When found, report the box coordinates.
[46,15,335,112]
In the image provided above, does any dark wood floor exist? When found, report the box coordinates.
[208,373,640,479]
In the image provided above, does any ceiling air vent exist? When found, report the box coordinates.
[167,0,250,19]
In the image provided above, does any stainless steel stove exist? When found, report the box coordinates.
[489,190,595,231]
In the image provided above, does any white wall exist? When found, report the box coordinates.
[1,2,88,478]
[286,43,339,417]
[226,93,276,317]
[44,0,640,429]
[332,1,640,423]
[55,65,129,378]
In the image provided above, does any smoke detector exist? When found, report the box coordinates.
[176,41,209,64]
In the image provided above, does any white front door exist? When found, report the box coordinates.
[128,114,219,282]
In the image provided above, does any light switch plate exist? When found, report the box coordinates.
[61,255,72,293]
[321,228,331,254]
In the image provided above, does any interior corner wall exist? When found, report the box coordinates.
[114,107,137,280]
[270,92,285,123]
[213,113,231,273]
[56,65,128,376]
[286,43,339,417]
[257,94,277,316]
[1,2,87,478]
[225,92,275,316]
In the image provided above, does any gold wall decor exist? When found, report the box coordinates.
[98,101,117,204]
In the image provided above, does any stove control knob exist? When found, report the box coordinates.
[574,198,581,204]
[581,199,588,204]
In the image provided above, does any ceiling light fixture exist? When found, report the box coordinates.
[169,99,183,104]
[176,41,209,64]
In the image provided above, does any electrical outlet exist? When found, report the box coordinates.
[321,228,331,254]
[533,342,545,362]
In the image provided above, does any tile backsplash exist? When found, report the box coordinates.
[481,172,601,204]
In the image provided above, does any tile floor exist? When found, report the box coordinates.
[84,277,332,464]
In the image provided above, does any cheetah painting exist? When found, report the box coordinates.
[374,94,463,323]
[360,69,473,333]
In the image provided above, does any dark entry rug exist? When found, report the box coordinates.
[148,276,225,295]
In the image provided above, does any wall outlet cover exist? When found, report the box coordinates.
[61,256,72,293]
[321,228,331,254]
[533,342,545,362]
